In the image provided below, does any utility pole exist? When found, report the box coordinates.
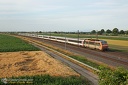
[78,30,79,46]
[96,30,98,40]
[65,32,67,50]
[49,31,51,40]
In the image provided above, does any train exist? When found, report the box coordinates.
[19,33,108,51]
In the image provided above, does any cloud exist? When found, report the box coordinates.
[0,0,66,16]
[0,0,128,31]
[0,0,31,5]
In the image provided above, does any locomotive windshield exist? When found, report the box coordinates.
[101,40,107,45]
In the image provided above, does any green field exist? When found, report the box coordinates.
[0,34,40,52]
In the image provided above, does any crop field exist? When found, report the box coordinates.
[0,34,89,85]
[0,50,88,85]
[104,39,128,47]
[0,34,40,52]
[0,51,80,78]
[103,39,128,52]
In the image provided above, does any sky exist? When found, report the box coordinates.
[0,0,128,32]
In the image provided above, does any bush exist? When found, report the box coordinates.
[98,66,128,85]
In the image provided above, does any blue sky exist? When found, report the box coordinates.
[0,0,128,32]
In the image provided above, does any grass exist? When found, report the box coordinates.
[0,34,40,52]
[0,75,90,85]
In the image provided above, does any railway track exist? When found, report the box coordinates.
[26,36,128,69]
[15,35,99,85]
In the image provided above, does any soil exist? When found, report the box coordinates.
[0,51,79,78]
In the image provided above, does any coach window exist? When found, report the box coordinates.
[96,43,100,46]
[84,40,86,44]
[89,42,94,45]
[102,41,107,45]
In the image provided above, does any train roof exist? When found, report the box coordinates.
[85,39,107,42]
[38,35,107,42]
[85,39,100,41]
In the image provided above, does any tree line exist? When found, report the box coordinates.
[37,28,128,36]
[91,28,128,35]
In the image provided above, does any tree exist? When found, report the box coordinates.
[101,29,105,34]
[91,30,96,34]
[106,29,112,34]
[39,31,42,33]
[119,30,125,34]
[112,28,119,34]
[125,30,128,34]
[97,31,102,35]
